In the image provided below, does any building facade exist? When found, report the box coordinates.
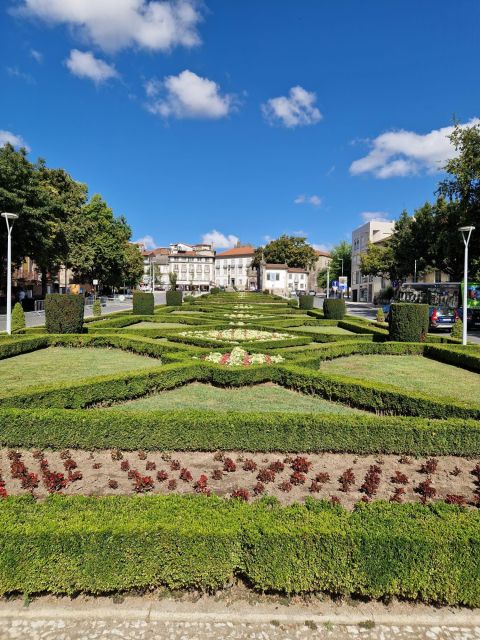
[168,242,215,291]
[308,250,331,291]
[351,220,395,303]
[214,246,257,290]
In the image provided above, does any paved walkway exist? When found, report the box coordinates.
[1,596,480,640]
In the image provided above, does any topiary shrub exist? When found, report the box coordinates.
[210,287,220,295]
[133,291,154,315]
[92,299,102,317]
[389,303,429,342]
[376,308,385,323]
[323,298,346,319]
[451,318,463,340]
[45,294,84,334]
[184,295,195,303]
[288,298,298,309]
[166,290,183,306]
[299,295,314,310]
[11,302,26,334]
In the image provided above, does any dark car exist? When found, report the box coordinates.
[459,307,480,330]
[428,305,457,331]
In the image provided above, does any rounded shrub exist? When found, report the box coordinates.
[45,294,84,334]
[92,299,102,317]
[11,302,26,334]
[298,295,314,310]
[287,298,298,309]
[323,298,346,319]
[389,303,429,342]
[210,287,220,295]
[133,291,154,315]
[166,290,183,306]
[451,318,463,340]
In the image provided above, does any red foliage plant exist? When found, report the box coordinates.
[269,460,285,473]
[120,460,130,472]
[146,461,156,471]
[170,459,181,471]
[390,487,406,503]
[69,470,82,482]
[231,488,250,501]
[21,473,39,490]
[92,463,102,470]
[132,473,154,493]
[360,465,381,497]
[315,472,330,484]
[108,479,119,489]
[330,496,341,506]
[223,458,236,473]
[63,458,77,471]
[391,470,409,485]
[309,481,321,493]
[471,464,480,481]
[194,475,208,493]
[179,468,193,482]
[291,456,311,473]
[420,458,438,474]
[138,451,147,460]
[416,477,436,503]
[445,494,467,506]
[242,459,257,472]
[44,472,67,493]
[211,469,223,480]
[10,459,27,480]
[156,470,168,482]
[257,468,275,483]
[290,471,306,486]
[339,468,355,492]
[279,480,293,492]
[253,482,265,495]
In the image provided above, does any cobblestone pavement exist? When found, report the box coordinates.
[2,619,480,639]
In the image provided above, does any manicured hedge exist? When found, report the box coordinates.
[424,344,480,373]
[0,407,479,456]
[166,291,183,306]
[389,303,429,342]
[0,495,479,606]
[133,291,154,315]
[323,298,346,319]
[298,295,314,310]
[45,294,84,334]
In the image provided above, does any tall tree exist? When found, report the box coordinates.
[316,241,351,288]
[252,235,317,270]
[121,242,144,288]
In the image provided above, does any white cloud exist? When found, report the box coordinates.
[360,211,391,223]
[350,118,480,178]
[262,86,322,128]
[0,130,30,151]
[30,48,43,63]
[135,234,156,249]
[294,194,322,207]
[145,70,234,119]
[65,49,119,84]
[201,230,239,249]
[16,0,202,54]
[7,66,35,83]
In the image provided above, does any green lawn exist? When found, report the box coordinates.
[107,382,363,414]
[289,325,354,335]
[0,347,160,394]
[321,354,479,403]
[129,322,189,329]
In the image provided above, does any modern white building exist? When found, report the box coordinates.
[351,220,395,302]
[214,246,257,290]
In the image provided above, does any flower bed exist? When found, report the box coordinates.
[179,329,294,343]
[224,313,263,319]
[202,347,284,366]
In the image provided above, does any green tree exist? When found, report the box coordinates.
[121,243,144,288]
[360,242,395,279]
[316,241,351,288]
[252,235,317,270]
[169,271,178,291]
[11,302,25,333]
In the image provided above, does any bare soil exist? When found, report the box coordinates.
[2,449,479,507]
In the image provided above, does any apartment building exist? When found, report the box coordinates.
[351,220,395,302]
[260,264,308,296]
[214,246,258,290]
[168,242,215,291]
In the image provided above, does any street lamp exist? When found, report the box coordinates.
[1,212,19,335]
[459,225,475,346]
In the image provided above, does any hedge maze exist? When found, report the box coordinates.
[0,291,479,604]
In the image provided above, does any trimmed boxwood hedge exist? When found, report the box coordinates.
[298,295,314,310]
[0,495,479,606]
[323,298,346,319]
[389,303,429,342]
[45,294,84,334]
[133,291,154,315]
[166,290,183,306]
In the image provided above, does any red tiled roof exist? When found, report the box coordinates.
[264,263,288,270]
[152,247,169,255]
[216,246,255,257]
[315,250,331,257]
[287,267,308,273]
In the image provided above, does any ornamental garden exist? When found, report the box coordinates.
[0,291,479,605]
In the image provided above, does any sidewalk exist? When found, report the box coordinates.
[0,592,479,639]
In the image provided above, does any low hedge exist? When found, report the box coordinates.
[323,298,346,319]
[0,407,479,456]
[0,495,479,606]
[45,294,84,334]
[133,291,154,315]
[389,303,429,342]
[424,344,480,373]
[166,291,183,306]
[298,295,314,310]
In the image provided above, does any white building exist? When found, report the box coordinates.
[351,220,395,302]
[260,264,308,296]
[169,242,215,291]
[214,246,257,290]
[287,267,308,293]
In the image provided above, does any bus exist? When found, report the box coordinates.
[385,282,480,330]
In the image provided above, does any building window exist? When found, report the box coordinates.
[266,273,271,281]
[275,273,280,281]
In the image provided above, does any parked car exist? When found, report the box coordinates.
[428,305,457,331]
[308,290,316,296]
[459,306,480,329]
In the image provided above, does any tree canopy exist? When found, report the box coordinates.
[252,235,317,270]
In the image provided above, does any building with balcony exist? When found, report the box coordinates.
[214,246,257,290]
[351,220,395,303]
[168,242,215,291]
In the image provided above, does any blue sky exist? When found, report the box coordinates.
[1,0,479,251]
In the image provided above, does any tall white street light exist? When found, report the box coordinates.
[2,212,19,335]
[459,225,475,346]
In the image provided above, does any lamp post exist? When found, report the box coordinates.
[459,225,475,346]
[1,212,19,335]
